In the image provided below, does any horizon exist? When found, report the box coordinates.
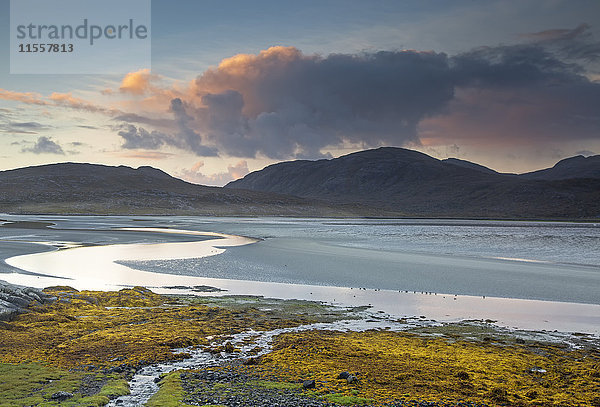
[1,0,599,186]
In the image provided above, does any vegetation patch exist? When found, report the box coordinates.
[0,287,334,406]
[237,329,600,406]
[0,362,128,406]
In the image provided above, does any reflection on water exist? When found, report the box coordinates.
[1,215,599,334]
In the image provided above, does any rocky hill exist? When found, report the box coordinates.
[226,148,600,219]
[0,163,385,217]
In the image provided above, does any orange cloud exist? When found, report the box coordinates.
[49,92,121,115]
[120,69,155,95]
[179,160,249,186]
[0,89,48,105]
[227,160,249,180]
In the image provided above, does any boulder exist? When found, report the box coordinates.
[49,391,74,401]
[0,280,56,321]
[302,379,315,389]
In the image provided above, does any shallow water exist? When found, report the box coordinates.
[1,214,599,333]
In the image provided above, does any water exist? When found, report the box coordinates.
[1,215,599,332]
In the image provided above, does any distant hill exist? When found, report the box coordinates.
[226,148,600,219]
[520,155,600,180]
[0,162,385,217]
[442,158,500,175]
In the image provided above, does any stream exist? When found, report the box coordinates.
[106,317,419,406]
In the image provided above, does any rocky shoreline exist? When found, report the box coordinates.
[0,280,55,321]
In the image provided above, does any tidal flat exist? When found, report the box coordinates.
[0,287,598,407]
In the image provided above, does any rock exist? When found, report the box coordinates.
[0,280,56,321]
[346,375,357,384]
[243,357,260,365]
[337,371,350,379]
[50,391,73,401]
[302,379,315,389]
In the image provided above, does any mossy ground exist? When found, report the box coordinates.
[234,329,600,406]
[1,287,598,406]
[0,287,334,406]
[0,363,128,406]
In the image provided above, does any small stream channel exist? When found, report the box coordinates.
[107,318,419,406]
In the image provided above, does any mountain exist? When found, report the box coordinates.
[520,155,600,180]
[226,147,600,219]
[0,162,388,217]
[442,158,500,175]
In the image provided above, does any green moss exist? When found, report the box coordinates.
[0,362,128,406]
[249,379,302,390]
[97,376,130,399]
[146,371,195,407]
[322,393,374,405]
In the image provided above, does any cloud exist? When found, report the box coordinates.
[0,121,50,134]
[170,98,219,156]
[181,46,454,159]
[4,25,600,162]
[113,113,174,128]
[21,136,65,155]
[120,36,597,160]
[49,92,119,115]
[119,69,156,95]
[179,160,249,186]
[0,89,47,105]
[118,151,175,160]
[420,35,600,147]
[519,23,600,63]
[118,124,172,150]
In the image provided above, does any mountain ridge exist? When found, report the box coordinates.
[0,162,386,217]
[226,147,600,218]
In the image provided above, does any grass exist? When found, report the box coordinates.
[0,363,128,407]
[146,371,195,407]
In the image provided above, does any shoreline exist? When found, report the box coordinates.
[1,286,598,407]
[1,218,599,335]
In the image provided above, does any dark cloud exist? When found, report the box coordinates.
[0,121,50,134]
[22,136,65,155]
[520,23,600,63]
[113,113,173,128]
[113,28,600,159]
[188,48,454,159]
[118,124,171,150]
[170,98,219,156]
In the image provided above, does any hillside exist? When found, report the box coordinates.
[520,155,600,180]
[0,162,386,217]
[226,148,600,219]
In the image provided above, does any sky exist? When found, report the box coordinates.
[1,0,599,185]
